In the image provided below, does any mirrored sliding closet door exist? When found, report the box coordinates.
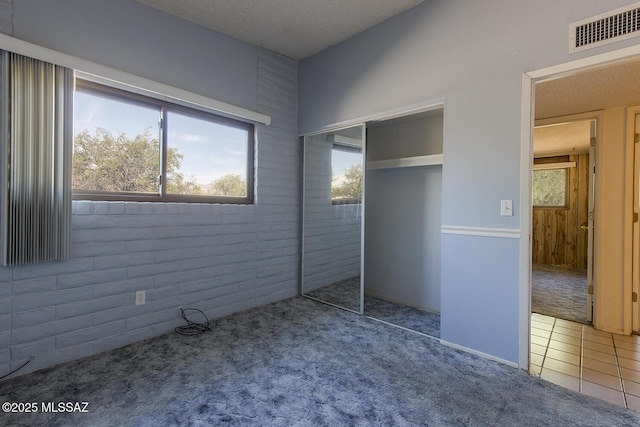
[301,124,365,314]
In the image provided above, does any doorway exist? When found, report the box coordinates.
[523,48,640,372]
[531,119,594,325]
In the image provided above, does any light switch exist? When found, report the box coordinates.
[501,200,513,217]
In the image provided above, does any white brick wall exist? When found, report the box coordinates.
[0,47,299,378]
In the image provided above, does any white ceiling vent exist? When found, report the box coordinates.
[569,3,640,53]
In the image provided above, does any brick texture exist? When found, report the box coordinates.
[0,47,299,378]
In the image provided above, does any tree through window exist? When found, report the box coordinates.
[532,168,568,207]
[331,145,362,204]
[72,79,254,203]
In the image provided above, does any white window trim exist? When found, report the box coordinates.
[0,34,271,126]
[532,161,576,171]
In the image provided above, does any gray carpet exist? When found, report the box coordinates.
[305,277,440,337]
[304,276,361,312]
[532,264,588,324]
[1,297,638,426]
[365,297,440,338]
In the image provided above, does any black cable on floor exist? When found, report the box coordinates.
[175,307,211,336]
[0,355,35,380]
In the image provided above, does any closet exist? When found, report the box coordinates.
[364,109,443,314]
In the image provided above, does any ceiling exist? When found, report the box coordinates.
[534,57,640,155]
[136,0,425,59]
[534,121,591,157]
[535,58,640,120]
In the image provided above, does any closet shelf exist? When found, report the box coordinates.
[367,154,443,170]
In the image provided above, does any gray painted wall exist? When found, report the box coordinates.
[299,0,637,363]
[365,114,442,313]
[0,0,10,35]
[303,135,361,292]
[13,0,258,111]
[0,1,299,377]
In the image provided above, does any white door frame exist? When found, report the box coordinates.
[630,107,640,332]
[588,120,596,324]
[519,44,640,369]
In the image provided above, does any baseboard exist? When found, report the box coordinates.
[440,339,519,368]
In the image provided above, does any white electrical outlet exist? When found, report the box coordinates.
[135,290,146,306]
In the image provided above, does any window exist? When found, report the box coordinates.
[331,144,362,204]
[532,168,568,208]
[73,80,254,203]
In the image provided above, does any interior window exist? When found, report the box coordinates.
[165,111,250,197]
[532,168,568,208]
[73,89,161,194]
[73,79,254,204]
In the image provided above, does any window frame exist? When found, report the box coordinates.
[73,79,255,204]
[330,143,363,205]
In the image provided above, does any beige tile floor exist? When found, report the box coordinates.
[530,313,640,411]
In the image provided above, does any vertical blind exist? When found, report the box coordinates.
[0,51,72,265]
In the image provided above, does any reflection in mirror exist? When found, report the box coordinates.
[302,125,364,313]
